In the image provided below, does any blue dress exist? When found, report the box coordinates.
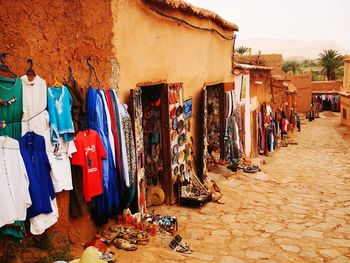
[87,87,120,225]
[19,132,55,218]
[47,86,74,143]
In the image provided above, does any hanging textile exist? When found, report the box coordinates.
[21,75,48,135]
[86,87,119,225]
[19,132,55,219]
[47,85,74,143]
[0,76,23,139]
[71,129,106,202]
[0,136,31,228]
[119,103,136,206]
[97,89,119,212]
[66,79,88,134]
[44,129,76,193]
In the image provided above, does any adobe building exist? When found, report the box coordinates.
[233,63,272,157]
[340,56,350,126]
[0,0,238,251]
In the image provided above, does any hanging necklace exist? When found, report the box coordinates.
[0,97,17,106]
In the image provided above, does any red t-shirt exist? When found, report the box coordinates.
[71,130,106,202]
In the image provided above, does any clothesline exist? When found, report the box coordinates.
[0,146,66,154]
[5,52,96,85]
[1,108,46,125]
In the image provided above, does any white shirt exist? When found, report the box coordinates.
[30,198,58,235]
[21,75,49,135]
[116,95,130,187]
[101,91,116,165]
[0,136,32,228]
[44,129,76,193]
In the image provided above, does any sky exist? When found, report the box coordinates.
[185,0,350,50]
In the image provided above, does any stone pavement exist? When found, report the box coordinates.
[114,113,350,263]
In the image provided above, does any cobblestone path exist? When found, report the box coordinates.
[115,113,350,262]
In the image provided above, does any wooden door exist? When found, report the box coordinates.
[251,110,258,157]
[129,89,146,215]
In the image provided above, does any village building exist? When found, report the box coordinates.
[0,0,239,250]
[340,56,350,126]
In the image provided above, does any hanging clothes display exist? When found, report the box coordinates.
[0,76,23,139]
[47,85,75,143]
[21,75,48,135]
[0,136,32,228]
[86,87,119,225]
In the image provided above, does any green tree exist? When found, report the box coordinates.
[319,49,344,80]
[282,61,302,74]
[235,46,250,55]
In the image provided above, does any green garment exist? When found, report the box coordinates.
[0,76,23,139]
[0,221,26,240]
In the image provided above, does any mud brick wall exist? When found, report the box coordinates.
[0,0,114,253]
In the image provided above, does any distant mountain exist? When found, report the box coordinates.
[237,39,350,59]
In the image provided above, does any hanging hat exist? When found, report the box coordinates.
[170,106,177,119]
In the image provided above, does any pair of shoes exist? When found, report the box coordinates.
[169,234,193,254]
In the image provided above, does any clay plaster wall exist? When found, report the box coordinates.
[311,81,343,92]
[343,57,350,92]
[287,74,313,114]
[340,95,350,126]
[0,0,114,252]
[236,54,283,75]
[111,0,235,155]
[250,73,271,106]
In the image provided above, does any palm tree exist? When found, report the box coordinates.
[282,61,302,74]
[319,49,344,80]
[235,46,250,55]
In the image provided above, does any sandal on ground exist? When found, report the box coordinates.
[176,243,193,254]
[113,238,137,251]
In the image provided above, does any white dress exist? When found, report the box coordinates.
[21,75,49,135]
[0,136,32,227]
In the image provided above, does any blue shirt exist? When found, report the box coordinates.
[47,86,74,143]
[19,132,55,218]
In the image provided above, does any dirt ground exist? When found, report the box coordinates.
[106,112,350,263]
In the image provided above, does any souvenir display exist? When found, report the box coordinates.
[170,130,177,141]
[178,133,186,146]
[172,154,178,165]
[177,120,184,134]
[173,144,179,154]
[178,151,185,164]
[172,118,178,130]
[170,106,177,119]
[176,105,183,117]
